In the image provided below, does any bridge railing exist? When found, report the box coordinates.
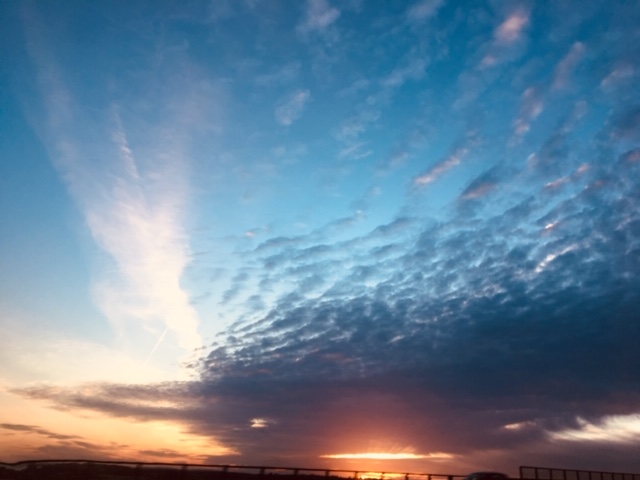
[0,459,468,480]
[520,466,640,480]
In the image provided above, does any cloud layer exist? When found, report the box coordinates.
[3,0,640,473]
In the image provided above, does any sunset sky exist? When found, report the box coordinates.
[2,0,640,476]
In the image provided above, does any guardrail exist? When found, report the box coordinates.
[520,466,640,480]
[0,459,468,480]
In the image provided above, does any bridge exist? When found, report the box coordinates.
[1,460,639,480]
[0,459,466,480]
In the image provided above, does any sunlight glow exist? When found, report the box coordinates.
[321,452,453,460]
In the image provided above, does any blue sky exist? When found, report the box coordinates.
[2,0,640,474]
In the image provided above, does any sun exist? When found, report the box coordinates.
[321,452,452,460]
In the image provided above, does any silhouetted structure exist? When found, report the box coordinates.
[0,460,465,480]
[520,466,640,480]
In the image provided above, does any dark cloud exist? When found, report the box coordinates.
[611,106,640,141]
[0,423,81,441]
[15,159,640,467]
[459,166,502,201]
[168,111,640,469]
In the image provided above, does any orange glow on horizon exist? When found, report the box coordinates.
[0,390,236,463]
[321,452,453,460]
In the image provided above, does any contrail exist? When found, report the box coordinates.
[144,326,169,365]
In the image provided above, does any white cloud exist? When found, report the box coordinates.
[601,64,635,90]
[549,414,640,443]
[553,42,586,90]
[63,113,202,355]
[275,89,311,126]
[535,244,578,273]
[87,111,201,352]
[255,62,301,87]
[297,0,340,34]
[476,7,531,71]
[495,8,529,44]
[414,147,468,186]
[382,57,429,88]
[406,0,444,22]
[513,87,544,137]
[23,15,203,361]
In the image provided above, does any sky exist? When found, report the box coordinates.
[1,0,640,476]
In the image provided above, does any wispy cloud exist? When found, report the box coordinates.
[406,0,444,23]
[92,111,201,352]
[601,64,635,91]
[382,56,429,88]
[549,415,640,444]
[0,423,80,441]
[459,167,501,200]
[275,89,311,126]
[255,62,301,87]
[553,42,586,90]
[479,6,531,68]
[413,146,468,186]
[297,0,340,34]
[495,8,529,44]
[513,87,544,138]
[23,10,203,356]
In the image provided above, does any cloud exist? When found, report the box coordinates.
[0,423,80,441]
[336,109,380,141]
[22,8,204,357]
[495,8,530,44]
[477,6,531,70]
[275,90,311,126]
[601,64,635,91]
[12,183,640,469]
[255,63,301,87]
[611,105,640,141]
[406,0,444,23]
[89,111,202,352]
[338,142,372,161]
[297,0,340,34]
[553,42,586,90]
[514,87,544,137]
[413,146,468,186]
[9,1,640,474]
[382,56,429,88]
[459,167,501,200]
[549,415,640,444]
[18,133,640,463]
